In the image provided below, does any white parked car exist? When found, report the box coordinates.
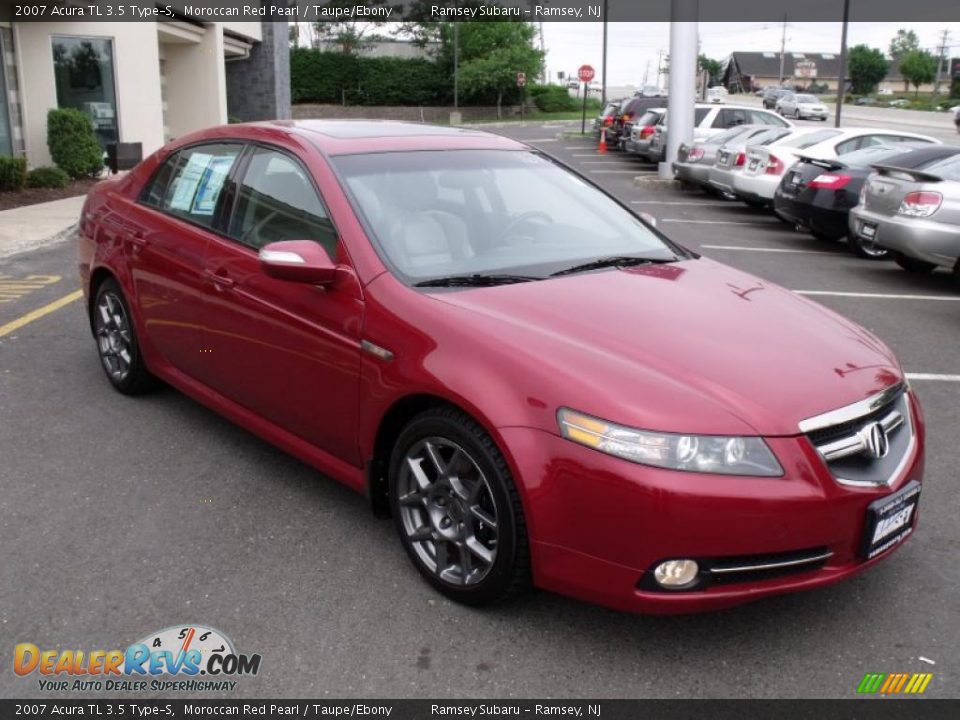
[646,104,792,163]
[776,92,829,121]
[732,127,940,207]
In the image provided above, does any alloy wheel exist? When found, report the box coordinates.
[397,437,499,586]
[856,238,890,259]
[95,291,133,382]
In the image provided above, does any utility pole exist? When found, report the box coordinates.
[932,29,950,104]
[778,13,787,86]
[643,59,651,86]
[656,49,664,87]
[601,0,609,105]
[835,0,850,128]
[453,24,459,109]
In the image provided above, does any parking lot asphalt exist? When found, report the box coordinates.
[1,122,959,700]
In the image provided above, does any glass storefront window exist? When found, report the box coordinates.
[52,36,118,152]
[0,32,12,156]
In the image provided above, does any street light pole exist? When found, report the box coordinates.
[453,23,459,110]
[601,0,608,105]
[835,0,850,128]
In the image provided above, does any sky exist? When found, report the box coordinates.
[541,22,960,86]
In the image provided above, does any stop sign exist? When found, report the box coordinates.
[578,65,595,83]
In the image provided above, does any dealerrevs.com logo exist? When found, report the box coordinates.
[14,625,261,693]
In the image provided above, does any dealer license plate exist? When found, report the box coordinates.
[748,159,759,171]
[860,222,877,240]
[860,480,921,559]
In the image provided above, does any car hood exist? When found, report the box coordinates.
[429,259,901,437]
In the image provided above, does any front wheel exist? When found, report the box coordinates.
[388,407,530,605]
[893,253,937,274]
[91,279,158,395]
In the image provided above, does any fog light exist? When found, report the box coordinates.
[654,559,699,587]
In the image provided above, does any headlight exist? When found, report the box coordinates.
[557,408,783,477]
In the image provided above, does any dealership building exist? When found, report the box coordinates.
[0,5,290,168]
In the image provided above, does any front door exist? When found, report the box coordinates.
[199,145,363,465]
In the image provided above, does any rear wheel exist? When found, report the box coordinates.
[893,253,937,274]
[848,234,891,260]
[388,407,530,605]
[91,278,158,395]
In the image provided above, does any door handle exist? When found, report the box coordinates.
[127,229,147,248]
[204,268,236,290]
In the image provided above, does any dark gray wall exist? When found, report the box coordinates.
[226,17,291,122]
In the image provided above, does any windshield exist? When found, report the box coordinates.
[796,95,819,103]
[334,150,679,283]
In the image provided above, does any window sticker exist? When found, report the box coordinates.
[192,155,235,216]
[168,153,211,212]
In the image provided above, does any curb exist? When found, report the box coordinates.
[0,222,78,260]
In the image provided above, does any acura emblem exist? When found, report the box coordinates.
[862,422,890,459]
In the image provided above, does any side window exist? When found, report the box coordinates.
[154,144,241,229]
[229,147,336,256]
[143,154,178,207]
[749,110,776,126]
[835,138,862,155]
[716,108,748,128]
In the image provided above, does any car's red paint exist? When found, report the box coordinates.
[78,121,924,613]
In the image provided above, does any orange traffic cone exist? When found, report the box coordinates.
[598,127,607,154]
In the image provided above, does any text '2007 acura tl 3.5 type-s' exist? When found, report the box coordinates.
[78,121,925,614]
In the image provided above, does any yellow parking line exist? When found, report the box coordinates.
[0,290,83,338]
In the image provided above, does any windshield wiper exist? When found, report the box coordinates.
[550,255,676,277]
[414,273,542,288]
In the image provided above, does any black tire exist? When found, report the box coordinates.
[388,406,531,605]
[848,234,891,260]
[893,253,937,274]
[743,198,768,209]
[91,278,158,395]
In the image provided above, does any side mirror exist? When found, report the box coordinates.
[258,240,337,285]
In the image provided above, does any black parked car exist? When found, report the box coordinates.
[773,142,960,258]
[762,87,789,109]
[608,96,666,148]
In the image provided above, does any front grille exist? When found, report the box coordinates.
[804,387,914,488]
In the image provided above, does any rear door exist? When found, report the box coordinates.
[126,142,243,379]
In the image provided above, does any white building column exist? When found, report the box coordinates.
[659,1,699,179]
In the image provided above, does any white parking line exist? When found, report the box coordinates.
[795,290,960,301]
[564,146,595,151]
[631,200,734,207]
[660,218,779,226]
[588,169,658,175]
[905,373,960,382]
[579,160,645,165]
[702,245,836,255]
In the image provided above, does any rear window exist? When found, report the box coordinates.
[780,129,843,149]
[707,126,754,146]
[753,128,793,145]
[920,154,960,181]
[636,110,662,126]
[835,145,911,167]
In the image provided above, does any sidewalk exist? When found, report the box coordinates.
[0,195,85,259]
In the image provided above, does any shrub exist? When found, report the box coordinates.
[26,166,71,189]
[47,108,103,179]
[291,49,449,106]
[528,85,579,113]
[0,155,27,192]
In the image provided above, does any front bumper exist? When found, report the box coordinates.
[849,206,960,269]
[501,393,925,614]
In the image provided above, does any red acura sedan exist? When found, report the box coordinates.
[78,121,924,613]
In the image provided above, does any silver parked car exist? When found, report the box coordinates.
[776,92,829,121]
[622,108,665,157]
[708,126,802,200]
[674,125,782,191]
[645,105,791,163]
[849,154,960,273]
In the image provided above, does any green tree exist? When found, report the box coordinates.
[899,49,937,96]
[889,29,920,91]
[698,54,722,85]
[455,23,544,116]
[847,45,889,95]
[310,1,397,54]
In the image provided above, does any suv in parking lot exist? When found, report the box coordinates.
[762,87,789,109]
